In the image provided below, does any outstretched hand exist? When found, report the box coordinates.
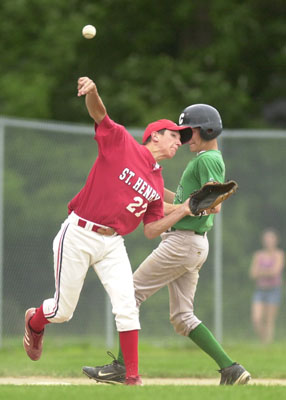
[77,77,97,97]
[76,76,106,124]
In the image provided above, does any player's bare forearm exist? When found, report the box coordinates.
[144,199,192,239]
[77,77,106,124]
[164,202,182,215]
[164,188,175,204]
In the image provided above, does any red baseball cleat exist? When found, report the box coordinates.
[23,308,45,361]
[124,375,142,386]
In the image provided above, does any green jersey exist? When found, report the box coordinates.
[173,150,225,234]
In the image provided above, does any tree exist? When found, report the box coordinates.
[0,0,285,127]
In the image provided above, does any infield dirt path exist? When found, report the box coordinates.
[0,377,286,386]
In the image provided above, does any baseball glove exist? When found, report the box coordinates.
[189,180,238,216]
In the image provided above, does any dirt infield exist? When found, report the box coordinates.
[0,377,286,386]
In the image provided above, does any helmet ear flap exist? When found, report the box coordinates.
[179,128,193,144]
[199,127,219,141]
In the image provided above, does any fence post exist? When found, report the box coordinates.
[0,122,5,348]
[105,293,114,348]
[214,135,223,343]
[214,209,223,343]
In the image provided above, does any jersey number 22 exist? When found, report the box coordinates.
[126,196,147,217]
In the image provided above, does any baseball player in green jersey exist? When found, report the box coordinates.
[82,104,251,385]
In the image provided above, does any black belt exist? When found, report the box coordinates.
[170,227,205,236]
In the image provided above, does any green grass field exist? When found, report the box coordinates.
[1,337,286,399]
[1,385,286,400]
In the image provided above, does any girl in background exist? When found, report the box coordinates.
[250,229,284,344]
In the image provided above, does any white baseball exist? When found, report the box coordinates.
[82,25,96,39]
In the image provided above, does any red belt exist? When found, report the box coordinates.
[77,218,117,236]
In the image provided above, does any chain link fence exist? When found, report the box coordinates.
[0,117,285,346]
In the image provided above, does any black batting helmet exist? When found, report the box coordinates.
[178,104,223,141]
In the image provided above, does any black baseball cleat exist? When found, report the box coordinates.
[219,362,251,385]
[82,351,126,384]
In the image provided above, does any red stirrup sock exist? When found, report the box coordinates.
[119,330,139,377]
[29,304,50,333]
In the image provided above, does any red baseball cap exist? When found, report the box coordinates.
[142,119,192,144]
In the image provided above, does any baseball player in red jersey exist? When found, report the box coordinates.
[82,104,251,385]
[23,76,194,385]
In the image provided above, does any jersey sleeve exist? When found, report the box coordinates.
[143,198,164,225]
[94,114,129,156]
[195,155,225,186]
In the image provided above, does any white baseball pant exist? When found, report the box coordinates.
[42,212,140,332]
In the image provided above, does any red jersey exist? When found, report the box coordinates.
[68,115,164,236]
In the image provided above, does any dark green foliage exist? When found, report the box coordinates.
[0,0,285,127]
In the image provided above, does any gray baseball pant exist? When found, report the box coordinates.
[133,229,209,336]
